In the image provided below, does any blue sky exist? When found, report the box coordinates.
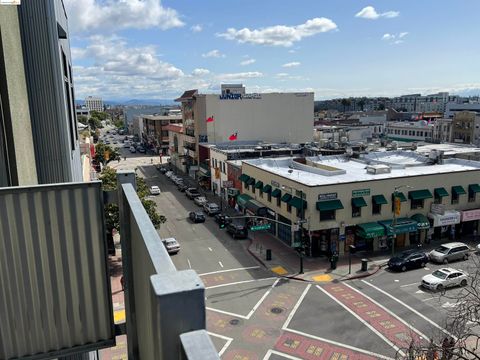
[65,0,480,101]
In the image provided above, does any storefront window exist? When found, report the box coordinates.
[411,199,424,209]
[320,210,335,221]
[372,203,381,215]
[352,205,361,217]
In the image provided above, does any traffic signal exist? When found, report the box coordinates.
[219,222,226,229]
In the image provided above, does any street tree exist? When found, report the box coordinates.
[94,143,120,165]
[341,98,351,113]
[90,110,108,121]
[88,116,103,130]
[78,115,88,125]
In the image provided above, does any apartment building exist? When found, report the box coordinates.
[85,96,104,112]
[452,111,480,146]
[141,114,182,154]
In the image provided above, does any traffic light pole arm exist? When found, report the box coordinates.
[226,215,305,229]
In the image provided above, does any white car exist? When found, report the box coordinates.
[165,171,173,178]
[194,196,208,206]
[129,146,136,153]
[162,237,180,254]
[421,268,468,291]
[149,186,161,195]
[476,243,480,253]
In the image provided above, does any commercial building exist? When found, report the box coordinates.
[391,92,458,113]
[175,85,314,177]
[431,118,453,143]
[166,123,187,172]
[451,111,480,146]
[238,151,480,256]
[76,106,90,118]
[445,102,480,118]
[85,96,104,112]
[385,121,434,142]
[0,0,82,185]
[141,114,182,154]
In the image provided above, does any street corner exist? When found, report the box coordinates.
[271,265,289,276]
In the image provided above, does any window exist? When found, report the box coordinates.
[252,186,255,195]
[468,191,476,203]
[296,208,302,217]
[434,195,442,204]
[259,190,263,198]
[451,191,459,204]
[411,199,424,209]
[352,205,361,218]
[214,159,217,168]
[268,193,272,202]
[320,210,335,221]
[372,203,381,215]
[287,203,292,213]
[276,197,281,207]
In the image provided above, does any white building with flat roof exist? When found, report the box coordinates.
[85,96,103,112]
[238,151,480,256]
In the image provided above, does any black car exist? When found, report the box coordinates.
[189,211,205,223]
[215,214,232,227]
[226,223,248,239]
[387,250,429,272]
[177,183,189,192]
[185,188,201,199]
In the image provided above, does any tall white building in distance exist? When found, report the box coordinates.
[85,96,104,112]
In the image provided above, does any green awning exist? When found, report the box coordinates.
[356,222,385,239]
[245,199,267,216]
[469,184,480,193]
[379,218,418,235]
[434,187,449,198]
[246,177,256,186]
[452,186,466,196]
[351,197,367,208]
[239,174,250,183]
[372,195,388,205]
[254,181,264,189]
[281,193,292,203]
[237,194,253,207]
[316,199,344,211]
[392,192,407,202]
[271,188,281,198]
[408,190,433,200]
[289,196,307,209]
[262,184,272,193]
[411,213,430,229]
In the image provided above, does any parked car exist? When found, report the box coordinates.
[137,147,146,153]
[186,188,201,199]
[189,211,205,223]
[428,242,470,264]
[215,213,232,227]
[387,249,429,272]
[476,243,480,253]
[129,146,136,153]
[194,196,208,206]
[177,183,189,192]
[165,171,173,178]
[149,185,161,195]
[162,237,180,254]
[421,268,468,291]
[227,223,248,239]
[203,203,221,216]
[123,143,130,148]
[173,177,184,186]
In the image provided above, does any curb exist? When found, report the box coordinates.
[341,264,381,281]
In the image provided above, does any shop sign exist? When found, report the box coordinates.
[218,93,262,100]
[430,203,446,215]
[352,189,370,197]
[462,209,480,222]
[429,212,461,227]
[271,180,280,188]
[222,180,233,188]
[227,188,240,196]
[318,192,337,201]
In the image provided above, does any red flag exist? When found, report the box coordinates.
[228,132,238,141]
[206,116,214,123]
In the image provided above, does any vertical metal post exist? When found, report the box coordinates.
[392,190,397,257]
[299,190,305,274]
[348,252,352,275]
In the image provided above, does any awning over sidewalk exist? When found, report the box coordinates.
[379,218,418,235]
[410,213,430,229]
[237,194,253,207]
[245,199,267,216]
[356,222,385,239]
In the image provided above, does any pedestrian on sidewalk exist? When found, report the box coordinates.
[120,276,125,291]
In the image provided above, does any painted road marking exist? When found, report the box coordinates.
[282,284,311,330]
[114,309,125,323]
[312,274,333,282]
[218,261,224,268]
[271,266,288,275]
[246,278,280,319]
[199,265,260,276]
[279,329,394,360]
[187,258,191,269]
[205,276,277,290]
[317,284,405,357]
[361,279,456,339]
[207,332,233,356]
[344,282,429,341]
[422,297,436,302]
[400,282,419,288]
[206,306,249,319]
[263,349,302,360]
[208,247,213,251]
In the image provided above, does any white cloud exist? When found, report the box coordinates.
[192,68,210,76]
[382,33,395,40]
[218,72,263,81]
[202,49,225,58]
[382,32,408,44]
[217,17,337,47]
[276,73,289,78]
[288,49,296,54]
[191,24,203,33]
[282,61,301,68]
[240,58,256,66]
[355,6,399,20]
[64,0,184,33]
[399,32,409,38]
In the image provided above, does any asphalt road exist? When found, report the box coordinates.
[134,158,480,359]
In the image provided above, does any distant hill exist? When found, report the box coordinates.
[75,99,176,106]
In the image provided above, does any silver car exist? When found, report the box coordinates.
[421,268,468,291]
[428,242,470,264]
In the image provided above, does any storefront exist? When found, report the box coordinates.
[265,208,277,236]
[277,214,292,247]
[245,199,268,217]
[410,213,430,244]
[310,228,339,257]
[461,209,480,236]
[227,188,240,208]
[355,222,386,251]
[236,193,253,212]
[378,218,418,249]
[427,210,461,240]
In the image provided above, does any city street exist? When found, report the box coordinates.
[135,162,480,359]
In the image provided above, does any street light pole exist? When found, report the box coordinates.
[283,184,306,275]
[392,185,412,256]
